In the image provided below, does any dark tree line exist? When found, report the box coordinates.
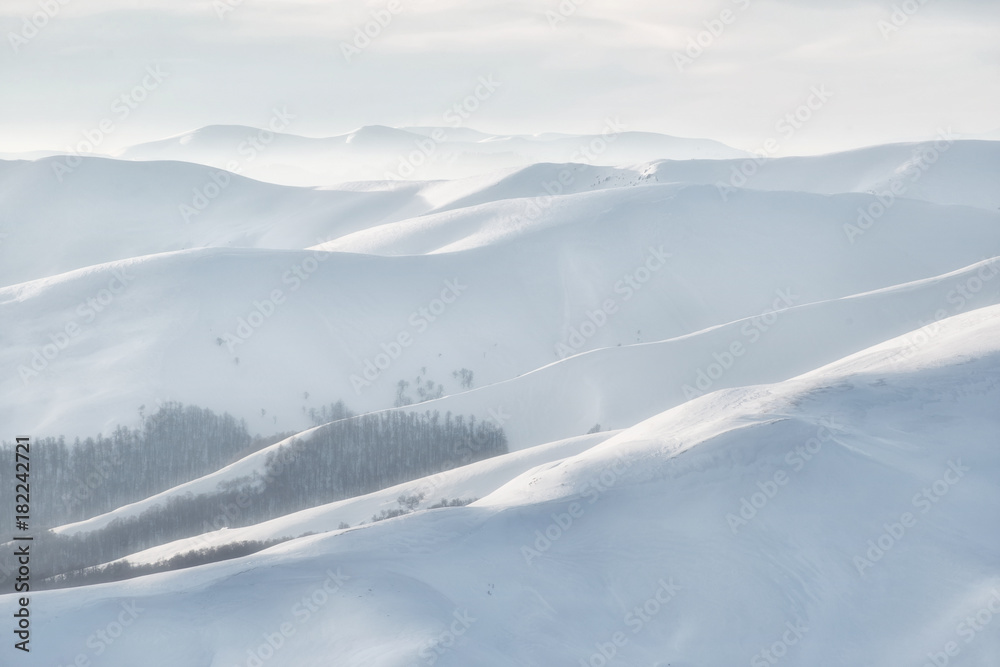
[370,494,475,523]
[0,403,265,534]
[38,537,295,590]
[307,400,355,427]
[3,406,507,589]
[263,409,506,514]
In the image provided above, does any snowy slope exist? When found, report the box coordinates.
[3,182,999,438]
[18,304,1000,667]
[0,156,421,287]
[313,179,1000,257]
[43,255,1000,540]
[4,140,996,287]
[0,158,652,287]
[77,430,619,559]
[3,132,999,667]
[646,139,1000,212]
[0,156,540,288]
[0,159,729,289]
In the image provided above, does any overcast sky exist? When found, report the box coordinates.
[1,0,997,155]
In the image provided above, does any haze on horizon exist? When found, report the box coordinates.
[0,0,997,156]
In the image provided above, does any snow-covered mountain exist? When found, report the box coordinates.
[4,138,996,287]
[4,0,999,662]
[114,124,753,186]
[26,304,1000,666]
[1,128,999,667]
[4,173,999,438]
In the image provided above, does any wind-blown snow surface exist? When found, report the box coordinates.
[3,139,996,285]
[34,254,1000,541]
[21,306,1000,667]
[3,135,1000,666]
[3,173,1000,438]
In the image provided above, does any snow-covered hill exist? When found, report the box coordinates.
[3,0,998,659]
[61,430,619,550]
[0,157,661,287]
[4,138,996,288]
[2,132,999,667]
[0,156,440,288]
[24,304,1000,666]
[4,178,999,438]
[647,139,1000,212]
[40,253,1000,543]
